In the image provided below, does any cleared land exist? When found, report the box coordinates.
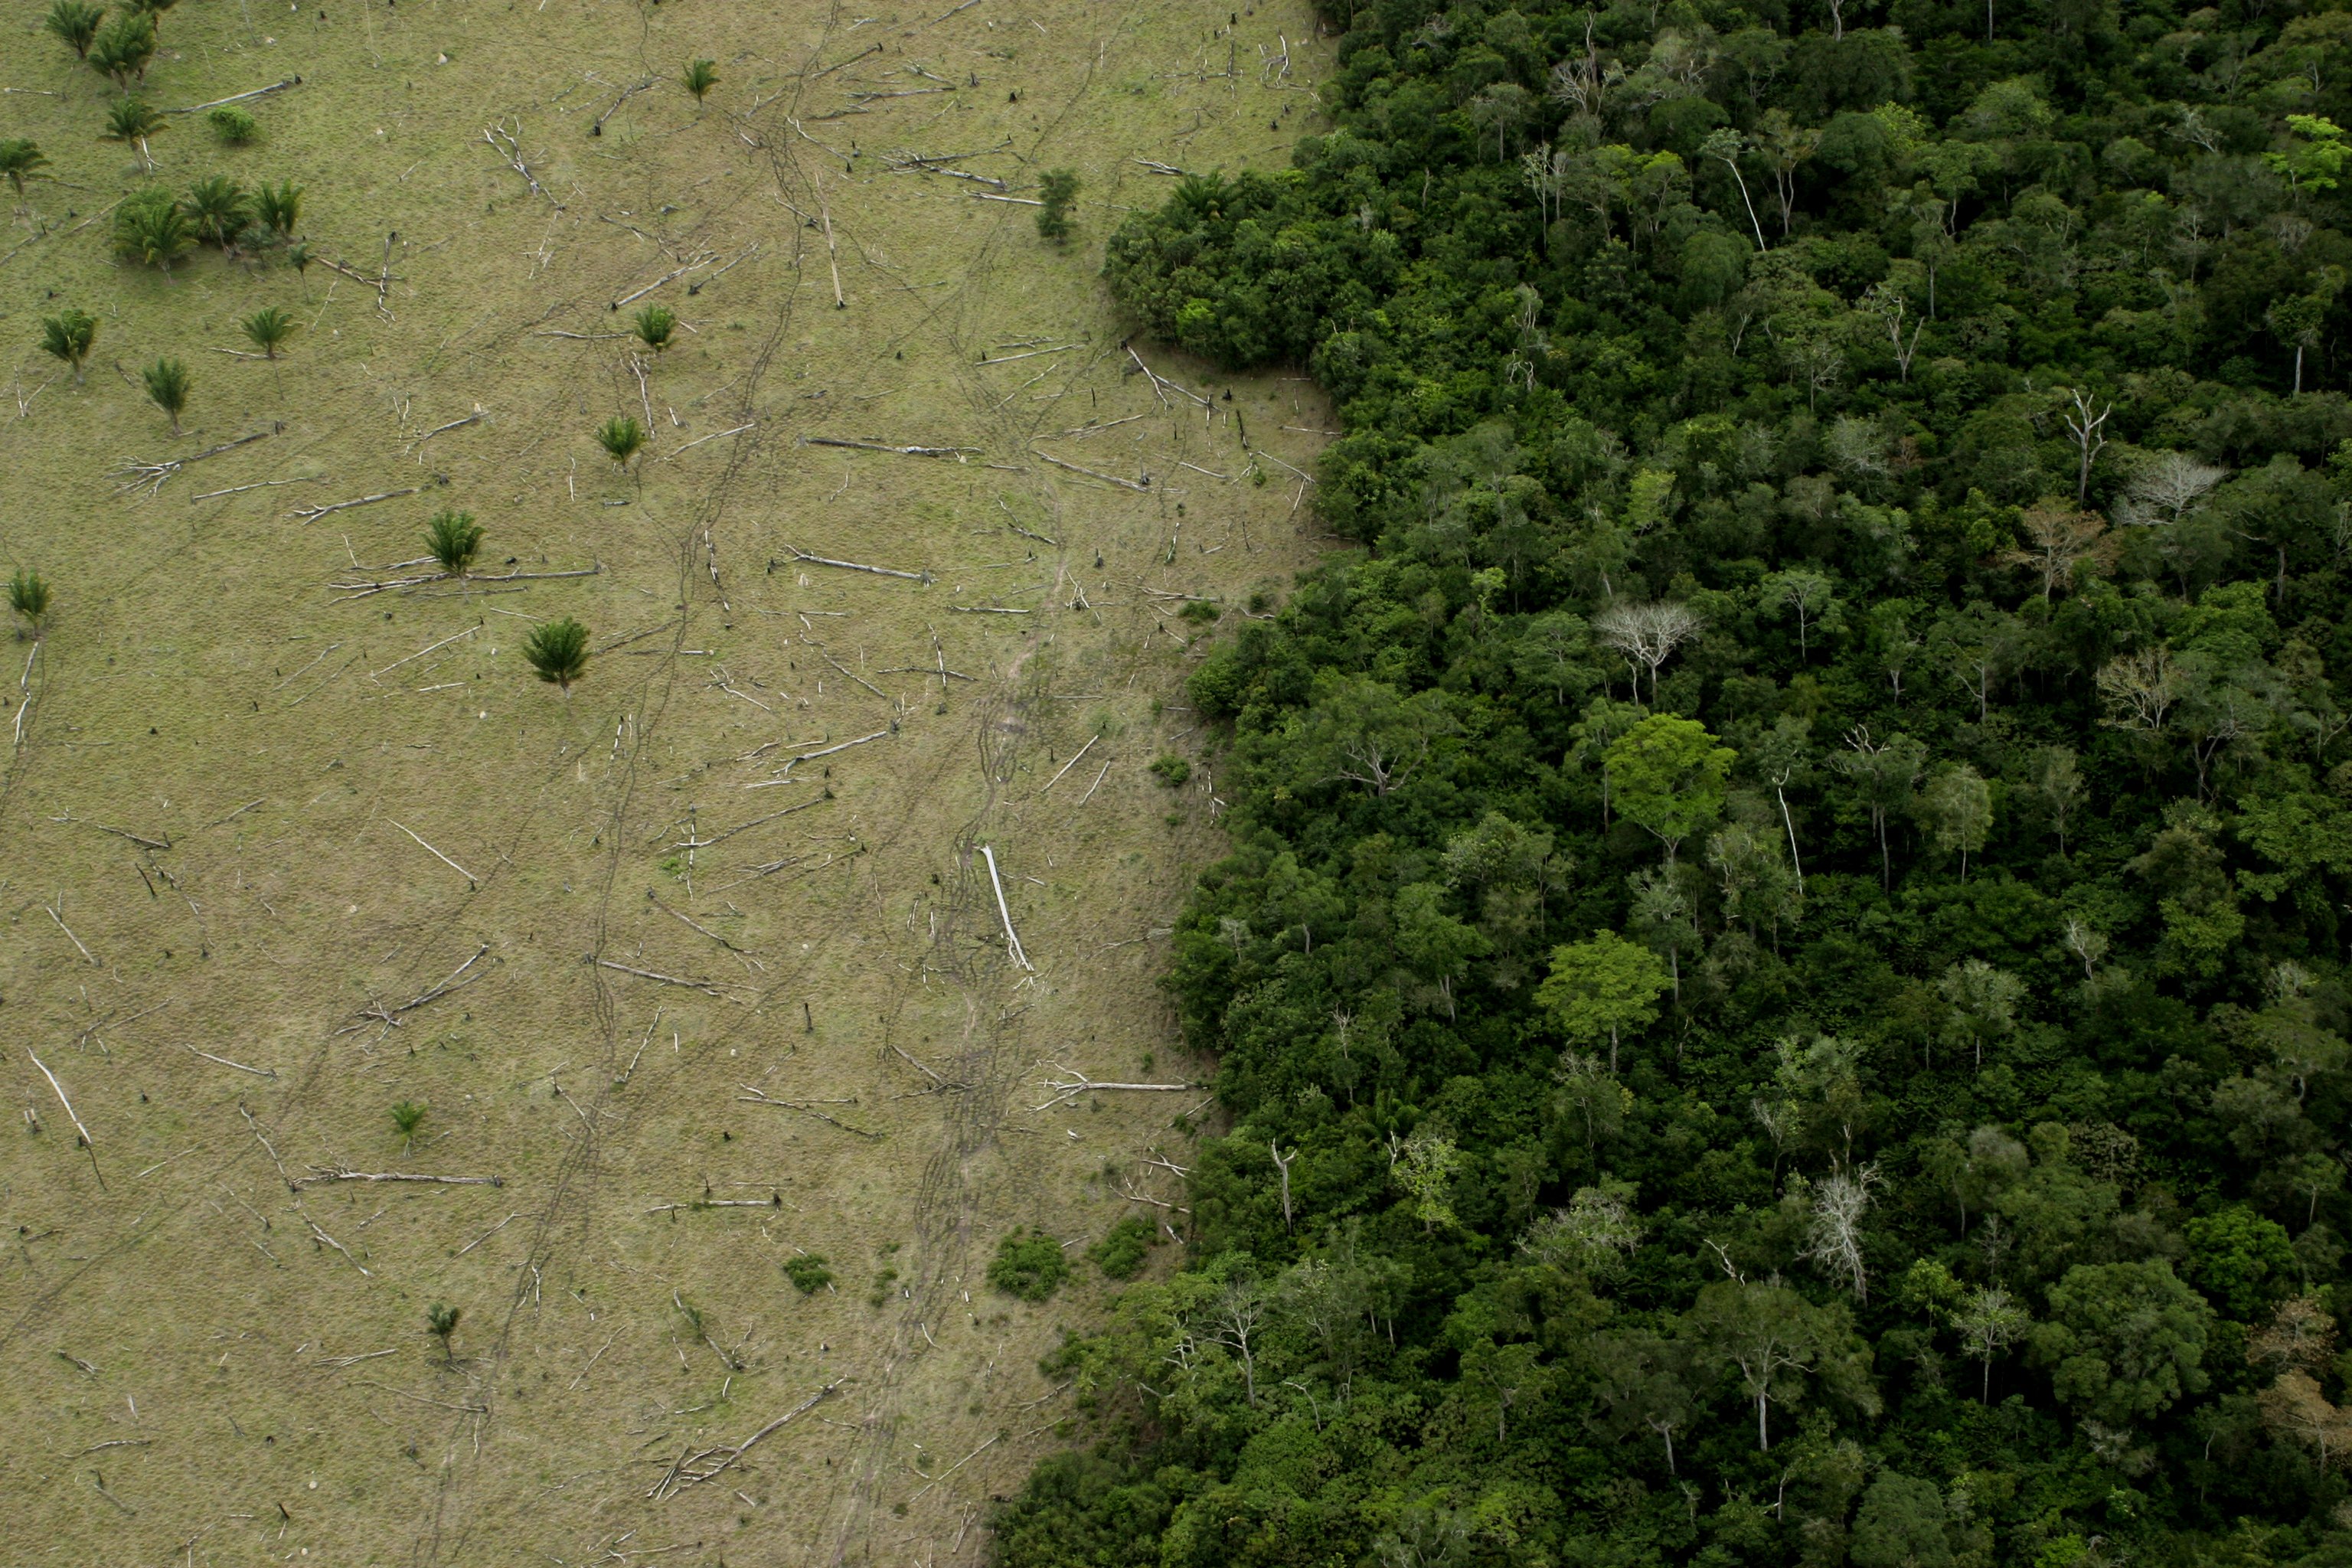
[0,0,1329,1560]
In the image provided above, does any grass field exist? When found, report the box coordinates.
[0,0,1331,1560]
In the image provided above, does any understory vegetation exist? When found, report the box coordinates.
[998,0,2352,1564]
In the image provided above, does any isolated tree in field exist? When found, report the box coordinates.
[142,357,190,435]
[1537,929,1668,1073]
[100,96,166,175]
[87,14,156,87]
[8,571,53,639]
[595,415,648,471]
[1605,714,1734,862]
[38,309,97,386]
[631,303,677,353]
[115,188,192,273]
[426,1302,460,1362]
[0,140,49,206]
[426,510,484,577]
[254,178,303,238]
[44,0,106,58]
[681,58,719,107]
[181,175,252,250]
[522,617,590,693]
[1037,168,1080,243]
[988,1228,1070,1300]
[390,1099,426,1150]
[240,305,293,359]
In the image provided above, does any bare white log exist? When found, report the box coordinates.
[1038,734,1099,795]
[771,543,934,584]
[649,1380,844,1500]
[390,820,481,886]
[1033,1067,1200,1112]
[293,1165,504,1190]
[980,845,1032,970]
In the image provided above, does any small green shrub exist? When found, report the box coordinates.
[141,356,190,435]
[595,416,648,469]
[521,617,590,693]
[632,303,677,353]
[254,178,303,237]
[240,305,295,359]
[682,58,719,105]
[426,1302,460,1361]
[390,1099,427,1148]
[988,1228,1070,1302]
[1088,1216,1155,1281]
[425,510,483,577]
[1179,599,1220,623]
[1148,753,1191,788]
[8,570,52,638]
[1036,168,1079,243]
[207,106,259,145]
[783,1253,834,1294]
[0,139,48,200]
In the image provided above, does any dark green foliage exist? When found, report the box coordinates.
[424,510,483,577]
[521,617,589,692]
[86,13,155,87]
[240,305,294,359]
[37,309,96,385]
[180,176,252,250]
[1147,753,1190,787]
[44,0,105,59]
[207,106,259,145]
[783,1253,833,1295]
[594,416,647,469]
[1036,168,1079,243]
[997,2,2352,1564]
[1088,1217,1155,1281]
[139,357,188,434]
[631,304,676,353]
[254,179,303,238]
[8,571,52,638]
[988,1229,1069,1301]
[681,58,718,106]
[390,1099,426,1147]
[99,96,165,173]
[425,1302,459,1361]
[0,140,48,200]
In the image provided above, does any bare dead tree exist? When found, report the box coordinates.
[2060,387,2112,504]
[1795,1164,1881,1300]
[2096,646,2183,732]
[1270,1141,1298,1232]
[1592,600,1704,704]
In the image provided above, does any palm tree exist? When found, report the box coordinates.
[521,617,590,693]
[127,0,178,29]
[142,357,189,435]
[0,140,50,207]
[682,59,720,109]
[390,1099,427,1150]
[595,416,648,472]
[240,305,293,358]
[631,304,677,353]
[181,175,251,250]
[86,13,155,87]
[38,310,97,386]
[113,188,191,273]
[425,1303,460,1362]
[44,1,106,59]
[254,179,303,238]
[7,570,52,639]
[100,96,165,175]
[424,510,483,577]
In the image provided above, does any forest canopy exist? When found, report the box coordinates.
[1000,0,2352,1565]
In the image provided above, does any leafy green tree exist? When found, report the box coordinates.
[425,1302,460,1362]
[1687,1278,1877,1450]
[1537,929,1668,1071]
[86,13,155,87]
[521,618,590,693]
[989,1228,1070,1301]
[390,1099,426,1149]
[37,310,97,386]
[2184,1208,2298,1321]
[254,179,303,238]
[141,357,190,435]
[240,305,294,359]
[1089,1216,1155,1280]
[2034,1260,2213,1427]
[2265,115,2352,198]
[1917,763,1994,879]
[425,511,483,577]
[1605,715,1734,862]
[1952,1285,2032,1403]
[1586,1328,1696,1472]
[181,175,252,250]
[0,141,49,205]
[100,96,165,175]
[1295,672,1456,798]
[1851,1472,1954,1568]
[632,304,677,353]
[44,0,106,58]
[1937,959,2024,1069]
[681,58,719,107]
[1037,168,1080,243]
[1391,1125,1462,1232]
[8,570,53,639]
[595,416,648,470]
[783,1253,833,1293]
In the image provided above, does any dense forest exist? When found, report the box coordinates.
[997,0,2352,1564]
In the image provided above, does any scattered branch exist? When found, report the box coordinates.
[1033,1067,1202,1112]
[648,1381,844,1500]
